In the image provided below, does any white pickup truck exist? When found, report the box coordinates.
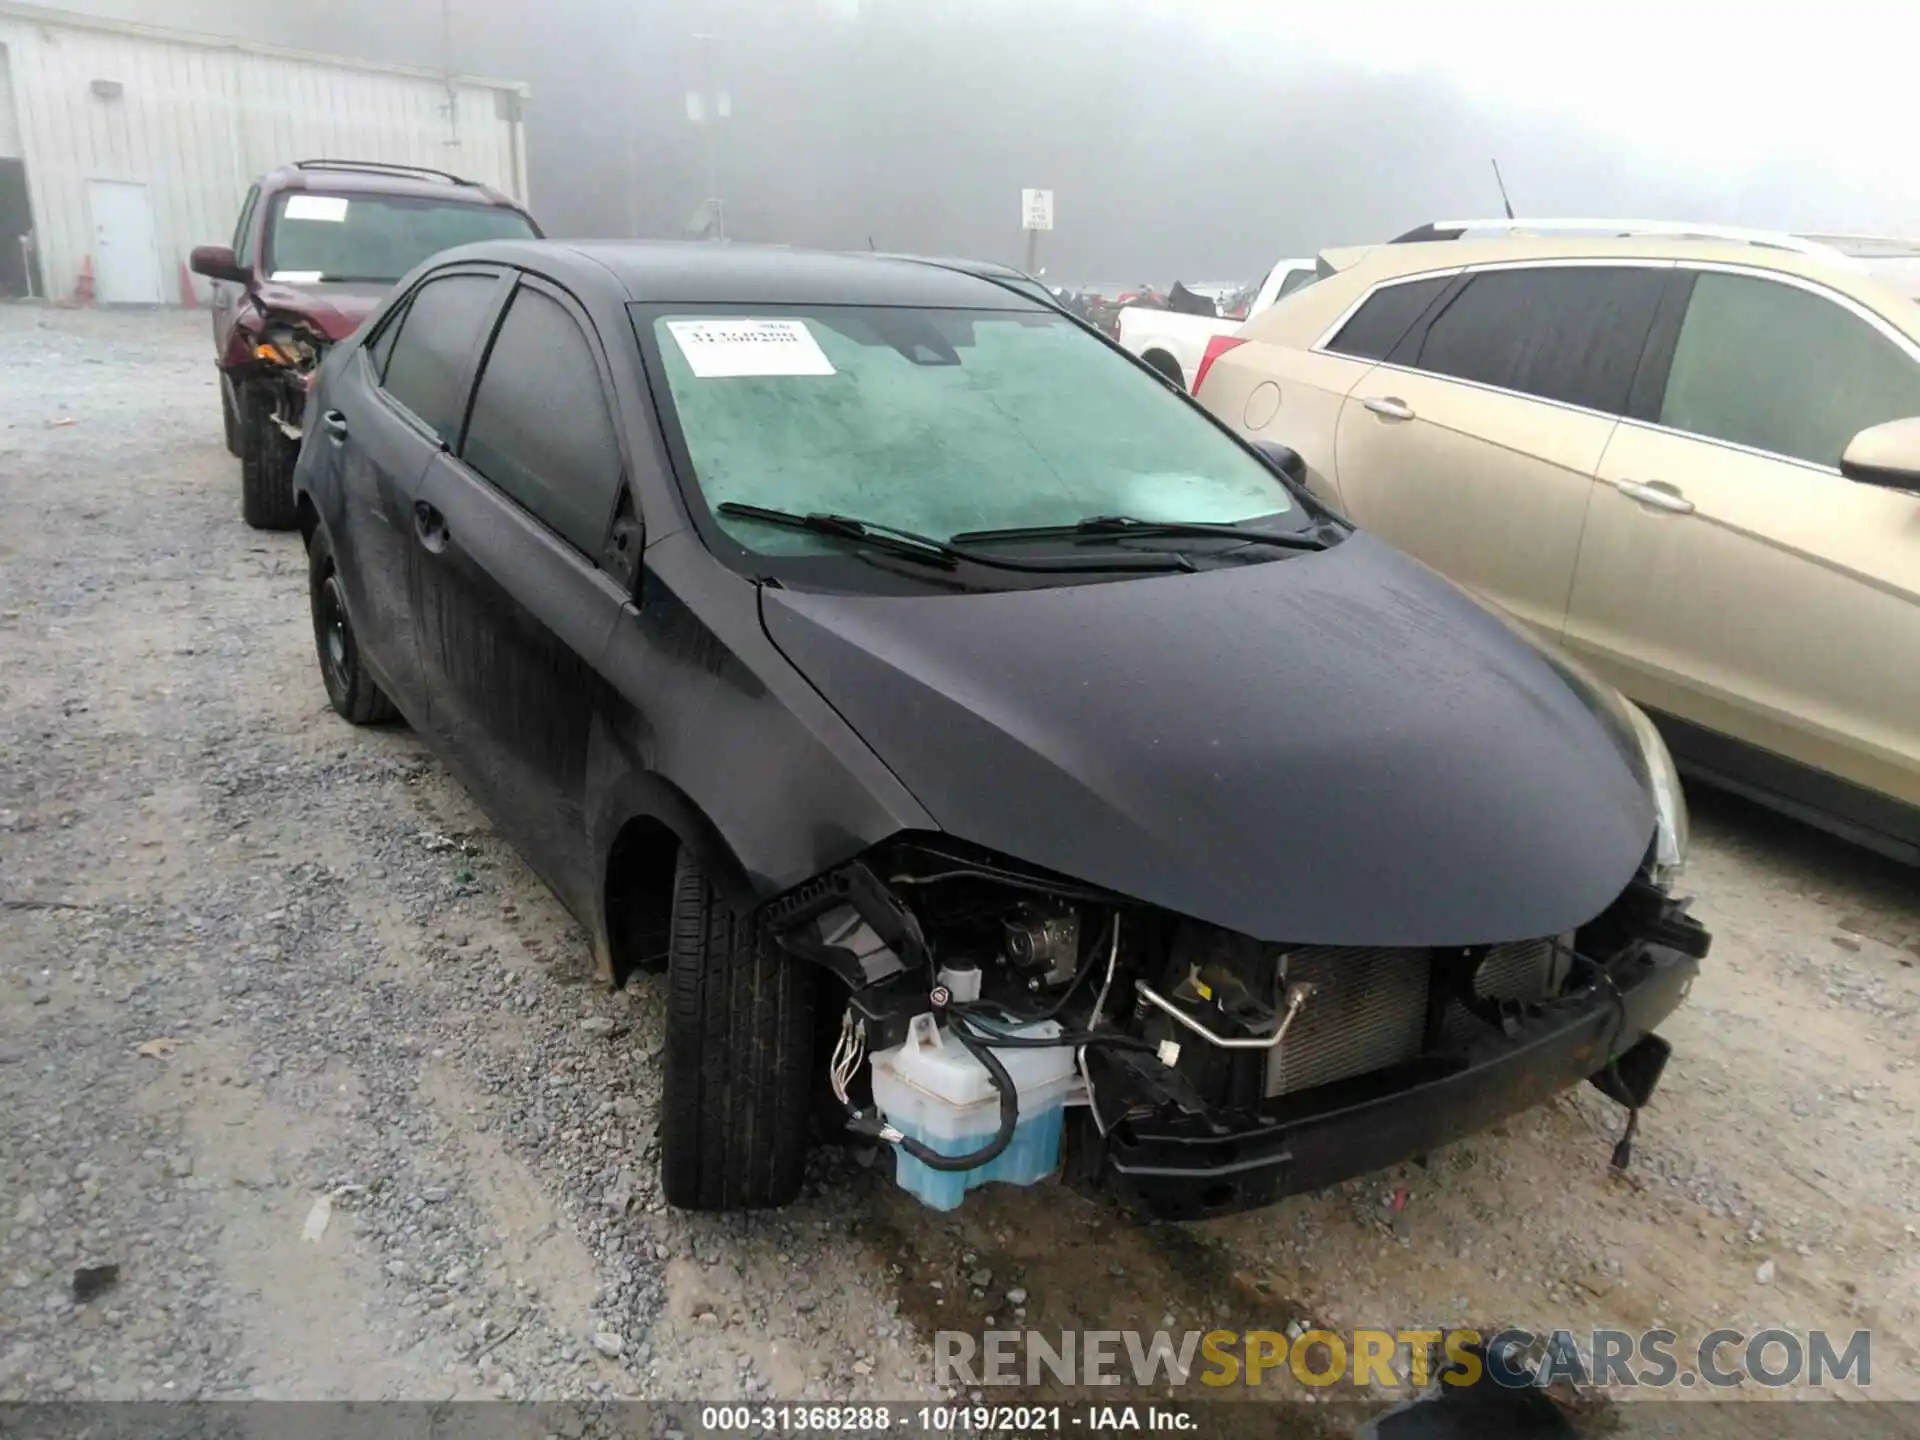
[1117,258,1318,392]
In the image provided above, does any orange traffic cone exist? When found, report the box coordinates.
[178,260,198,309]
[73,255,95,307]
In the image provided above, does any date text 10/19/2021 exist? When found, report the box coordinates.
[700,1406,1193,1433]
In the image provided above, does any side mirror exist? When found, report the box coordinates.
[600,493,645,595]
[1840,417,1920,492]
[189,244,247,284]
[1253,440,1307,485]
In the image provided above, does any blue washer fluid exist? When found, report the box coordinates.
[868,1014,1078,1211]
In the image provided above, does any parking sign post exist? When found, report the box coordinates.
[1021,188,1053,277]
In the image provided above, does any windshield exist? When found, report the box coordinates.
[642,304,1297,569]
[264,192,537,283]
[996,276,1060,307]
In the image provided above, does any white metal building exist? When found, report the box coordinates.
[0,2,530,304]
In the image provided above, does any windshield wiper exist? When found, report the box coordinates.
[951,514,1332,550]
[716,503,1193,573]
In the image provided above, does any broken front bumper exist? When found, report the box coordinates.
[1089,921,1704,1222]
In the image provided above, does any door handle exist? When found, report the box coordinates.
[322,409,348,441]
[413,500,450,554]
[1361,396,1415,421]
[1613,479,1695,514]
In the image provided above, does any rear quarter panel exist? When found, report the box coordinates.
[1194,269,1384,509]
[1196,343,1375,511]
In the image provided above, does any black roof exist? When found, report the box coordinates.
[431,240,1051,308]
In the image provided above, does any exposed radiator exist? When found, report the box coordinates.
[1474,936,1567,1002]
[1263,938,1563,1099]
[1266,946,1429,1098]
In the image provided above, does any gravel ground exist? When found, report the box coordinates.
[2,306,1916,1431]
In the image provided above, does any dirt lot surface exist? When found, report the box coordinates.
[3,306,1917,1433]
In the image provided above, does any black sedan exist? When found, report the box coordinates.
[291,241,1707,1218]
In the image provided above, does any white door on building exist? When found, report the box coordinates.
[87,180,163,304]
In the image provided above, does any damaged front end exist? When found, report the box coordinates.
[238,318,329,443]
[761,836,1710,1219]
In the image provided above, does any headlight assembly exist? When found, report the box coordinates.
[1535,647,1690,888]
[1621,696,1689,886]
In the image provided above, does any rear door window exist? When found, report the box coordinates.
[1658,270,1920,467]
[461,284,624,554]
[1323,276,1452,360]
[1398,265,1666,415]
[379,271,500,443]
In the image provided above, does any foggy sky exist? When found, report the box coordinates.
[49,0,1915,284]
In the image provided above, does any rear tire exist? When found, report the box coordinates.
[1142,350,1185,389]
[241,388,298,531]
[661,850,816,1210]
[308,527,398,726]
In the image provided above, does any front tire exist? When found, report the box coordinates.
[240,388,298,531]
[221,383,243,458]
[661,850,816,1210]
[308,528,398,726]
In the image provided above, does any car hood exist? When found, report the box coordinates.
[760,534,1654,948]
[252,282,388,341]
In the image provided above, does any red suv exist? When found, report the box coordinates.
[190,160,541,529]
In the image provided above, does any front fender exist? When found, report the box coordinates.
[218,297,265,371]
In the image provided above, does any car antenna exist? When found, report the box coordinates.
[867,235,876,251]
[1491,158,1516,221]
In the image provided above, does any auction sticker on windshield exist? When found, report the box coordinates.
[667,319,836,378]
[284,195,349,223]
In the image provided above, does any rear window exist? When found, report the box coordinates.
[1323,277,1451,360]
[644,305,1297,561]
[264,192,536,284]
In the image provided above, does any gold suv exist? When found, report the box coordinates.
[1196,219,1920,860]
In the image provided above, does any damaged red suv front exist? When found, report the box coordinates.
[190,159,539,531]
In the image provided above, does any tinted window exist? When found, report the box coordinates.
[1405,266,1664,414]
[463,287,623,554]
[366,296,411,383]
[1324,277,1450,360]
[1660,271,1920,467]
[381,273,498,442]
